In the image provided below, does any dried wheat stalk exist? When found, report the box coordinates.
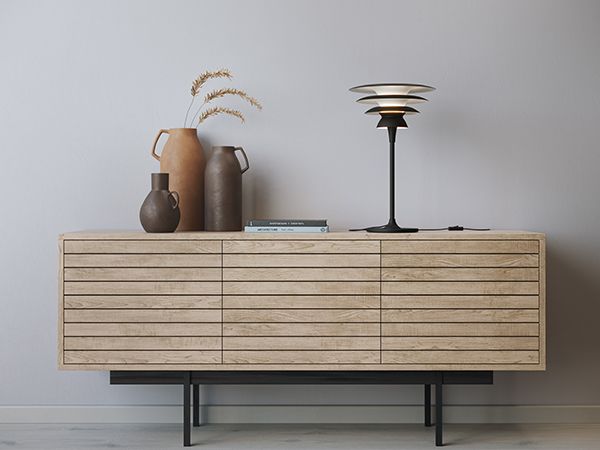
[184,68,233,126]
[198,106,245,124]
[203,88,263,110]
[190,69,232,96]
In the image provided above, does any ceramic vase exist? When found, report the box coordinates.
[140,173,180,233]
[151,128,206,231]
[205,146,249,231]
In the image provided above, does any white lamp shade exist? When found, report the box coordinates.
[350,83,435,95]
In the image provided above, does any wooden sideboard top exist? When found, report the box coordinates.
[60,230,545,240]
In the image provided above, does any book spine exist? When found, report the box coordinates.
[248,220,327,227]
[244,226,329,233]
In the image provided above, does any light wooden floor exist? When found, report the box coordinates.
[1,424,600,449]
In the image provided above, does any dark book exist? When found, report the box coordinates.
[247,219,328,227]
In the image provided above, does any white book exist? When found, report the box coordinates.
[244,226,329,233]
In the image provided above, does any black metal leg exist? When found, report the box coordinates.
[193,384,200,427]
[424,384,432,427]
[183,372,191,447]
[435,379,443,446]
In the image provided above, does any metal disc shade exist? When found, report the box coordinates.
[350,83,435,95]
[365,106,419,115]
[357,94,427,107]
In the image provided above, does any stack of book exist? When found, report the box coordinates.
[244,219,329,233]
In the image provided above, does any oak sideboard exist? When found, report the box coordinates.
[58,230,546,446]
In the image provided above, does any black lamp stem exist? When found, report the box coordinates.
[388,126,397,224]
[357,125,417,233]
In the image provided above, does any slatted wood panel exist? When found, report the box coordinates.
[224,295,380,309]
[381,240,541,365]
[65,254,221,267]
[64,268,221,281]
[65,323,222,337]
[382,351,539,364]
[58,233,546,370]
[64,240,220,254]
[222,240,380,364]
[64,350,221,364]
[61,239,222,366]
[65,336,221,350]
[224,240,380,254]
[382,240,539,254]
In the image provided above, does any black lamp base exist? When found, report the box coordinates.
[362,219,418,233]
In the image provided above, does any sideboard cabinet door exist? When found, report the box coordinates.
[381,239,543,368]
[222,240,381,365]
[60,239,222,367]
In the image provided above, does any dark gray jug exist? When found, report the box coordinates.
[140,173,180,233]
[205,146,249,231]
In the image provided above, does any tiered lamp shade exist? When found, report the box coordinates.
[350,83,435,128]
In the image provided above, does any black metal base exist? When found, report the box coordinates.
[110,370,493,447]
[364,223,419,233]
[353,219,418,233]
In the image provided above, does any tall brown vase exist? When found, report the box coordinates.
[151,128,206,231]
[205,146,249,231]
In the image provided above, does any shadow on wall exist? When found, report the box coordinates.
[488,238,600,406]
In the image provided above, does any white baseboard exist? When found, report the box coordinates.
[1,405,600,424]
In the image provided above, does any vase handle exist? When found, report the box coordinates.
[151,129,170,161]
[235,147,249,174]
[169,191,180,209]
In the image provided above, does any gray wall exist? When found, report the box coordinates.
[1,0,600,409]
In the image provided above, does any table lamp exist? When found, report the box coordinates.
[350,83,435,233]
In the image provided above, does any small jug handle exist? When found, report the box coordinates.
[169,191,180,209]
[151,129,170,161]
[235,146,249,173]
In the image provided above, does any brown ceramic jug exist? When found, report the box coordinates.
[151,128,205,231]
[205,146,249,231]
[139,173,180,233]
